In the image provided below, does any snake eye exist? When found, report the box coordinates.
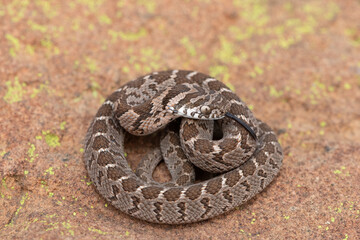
[200,105,211,115]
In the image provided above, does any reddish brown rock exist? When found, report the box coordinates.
[0,0,359,239]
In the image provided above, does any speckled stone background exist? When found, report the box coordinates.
[0,0,359,239]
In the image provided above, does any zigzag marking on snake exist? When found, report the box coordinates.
[84,70,283,224]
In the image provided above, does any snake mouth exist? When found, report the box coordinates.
[225,112,257,140]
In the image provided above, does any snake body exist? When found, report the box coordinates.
[84,70,283,224]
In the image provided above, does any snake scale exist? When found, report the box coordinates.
[84,70,283,224]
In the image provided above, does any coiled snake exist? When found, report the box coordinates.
[84,70,283,224]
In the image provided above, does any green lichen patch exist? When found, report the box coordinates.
[344,28,360,47]
[333,166,350,177]
[60,121,67,130]
[85,57,98,73]
[4,77,50,103]
[88,227,108,235]
[61,220,75,236]
[269,86,284,98]
[44,167,55,175]
[137,0,156,13]
[249,66,264,78]
[5,33,21,57]
[108,27,147,42]
[1,150,8,157]
[6,192,29,227]
[180,37,197,57]
[42,131,60,147]
[30,81,50,98]
[126,47,162,73]
[25,143,38,162]
[98,14,112,25]
[4,77,26,103]
[214,36,247,65]
[27,20,48,33]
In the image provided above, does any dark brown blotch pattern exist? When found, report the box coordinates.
[264,133,277,143]
[92,120,108,134]
[182,122,199,141]
[256,151,268,165]
[224,170,241,187]
[128,196,140,214]
[96,104,113,117]
[185,184,202,200]
[97,151,115,166]
[112,185,120,196]
[194,139,214,153]
[176,175,189,186]
[107,166,126,180]
[182,161,193,174]
[269,158,279,169]
[240,160,256,177]
[122,178,139,192]
[177,202,186,221]
[257,169,267,178]
[205,178,223,195]
[200,198,211,218]
[207,80,225,91]
[222,91,240,102]
[141,186,163,199]
[92,135,110,150]
[263,142,275,154]
[219,138,238,153]
[153,202,163,222]
[163,187,183,201]
[190,72,209,84]
[222,189,233,204]
[106,91,122,103]
[241,181,251,192]
[153,71,174,83]
[175,147,187,159]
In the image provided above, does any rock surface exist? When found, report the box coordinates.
[0,0,359,239]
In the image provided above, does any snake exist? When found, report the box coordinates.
[84,70,283,224]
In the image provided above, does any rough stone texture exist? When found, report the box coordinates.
[0,0,359,239]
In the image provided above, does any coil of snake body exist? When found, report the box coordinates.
[84,70,283,224]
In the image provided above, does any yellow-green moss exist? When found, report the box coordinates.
[60,121,67,130]
[44,167,55,175]
[1,150,7,157]
[26,143,38,162]
[88,227,108,235]
[6,34,21,57]
[62,221,75,236]
[42,131,60,147]
[4,77,26,103]
[269,86,283,98]
[215,36,246,65]
[180,37,197,56]
[109,28,147,42]
[35,0,58,18]
[27,20,47,33]
[98,14,112,25]
[85,57,98,73]
[137,0,156,13]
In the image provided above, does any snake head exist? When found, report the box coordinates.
[166,95,230,120]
